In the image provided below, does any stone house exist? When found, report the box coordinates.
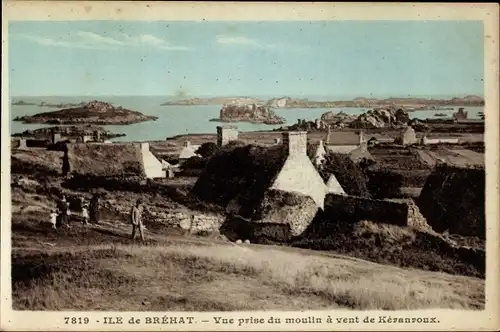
[179,141,200,161]
[325,129,364,154]
[192,131,345,241]
[64,142,166,179]
[395,126,418,146]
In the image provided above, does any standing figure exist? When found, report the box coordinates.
[49,210,58,230]
[89,194,100,224]
[130,199,145,242]
[57,194,70,228]
[81,200,90,226]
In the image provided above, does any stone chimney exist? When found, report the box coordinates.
[359,130,365,145]
[282,131,308,157]
[326,126,331,145]
[217,125,238,147]
[51,131,61,144]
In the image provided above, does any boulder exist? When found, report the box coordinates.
[350,107,410,129]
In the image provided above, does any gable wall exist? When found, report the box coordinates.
[270,154,329,210]
[141,143,166,179]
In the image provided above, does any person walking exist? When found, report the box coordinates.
[89,193,100,224]
[130,199,145,242]
[57,194,70,228]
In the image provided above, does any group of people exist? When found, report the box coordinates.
[49,193,146,242]
[50,193,101,229]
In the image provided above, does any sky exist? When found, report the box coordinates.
[8,20,484,98]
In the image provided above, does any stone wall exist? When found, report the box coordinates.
[256,190,319,239]
[324,194,428,230]
[101,198,225,234]
[151,210,225,234]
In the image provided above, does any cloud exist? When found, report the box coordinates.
[215,34,308,54]
[13,31,191,51]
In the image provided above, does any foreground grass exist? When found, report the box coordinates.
[13,242,485,311]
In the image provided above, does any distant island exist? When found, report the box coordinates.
[162,95,485,109]
[11,100,88,108]
[13,100,158,125]
[12,100,37,106]
[210,103,285,125]
[161,96,267,106]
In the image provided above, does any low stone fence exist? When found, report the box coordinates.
[150,210,225,234]
[324,194,429,230]
[101,198,224,235]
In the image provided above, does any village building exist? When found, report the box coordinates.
[395,126,418,146]
[312,139,327,166]
[421,136,460,145]
[160,159,177,179]
[77,135,92,143]
[63,142,166,179]
[325,128,364,154]
[217,125,239,147]
[192,131,345,241]
[51,131,62,144]
[178,141,200,161]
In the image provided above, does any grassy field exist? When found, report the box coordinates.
[12,215,485,311]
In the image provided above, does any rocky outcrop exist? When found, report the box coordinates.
[12,100,37,106]
[212,103,285,125]
[14,100,158,125]
[320,111,357,125]
[453,108,468,120]
[349,107,410,129]
[266,97,291,108]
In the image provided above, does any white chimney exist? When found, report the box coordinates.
[217,125,239,147]
[282,131,308,157]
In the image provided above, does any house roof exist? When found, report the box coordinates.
[349,145,375,164]
[192,144,289,219]
[66,143,145,177]
[325,131,361,146]
[179,145,200,159]
[326,145,360,154]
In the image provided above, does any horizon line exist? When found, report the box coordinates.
[10,93,484,99]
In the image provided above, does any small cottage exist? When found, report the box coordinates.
[64,142,166,179]
[192,131,345,241]
[179,141,200,161]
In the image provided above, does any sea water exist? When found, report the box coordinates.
[8,96,484,142]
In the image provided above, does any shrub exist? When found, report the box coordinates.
[318,152,370,197]
[195,142,219,158]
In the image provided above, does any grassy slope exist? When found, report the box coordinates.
[12,214,484,311]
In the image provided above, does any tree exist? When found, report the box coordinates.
[195,142,219,158]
